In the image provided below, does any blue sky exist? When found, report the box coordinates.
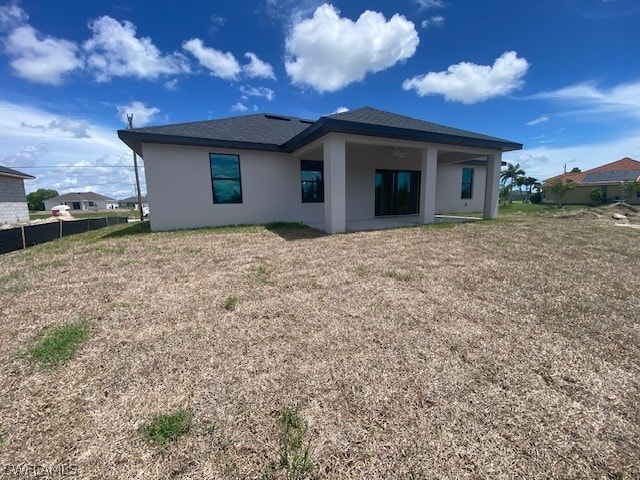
[0,0,638,198]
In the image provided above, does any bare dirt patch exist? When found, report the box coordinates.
[0,215,638,479]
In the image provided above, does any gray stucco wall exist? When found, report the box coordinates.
[0,176,30,223]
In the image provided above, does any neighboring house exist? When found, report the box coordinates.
[543,158,640,205]
[44,192,119,211]
[119,195,149,209]
[0,165,34,224]
[118,106,522,233]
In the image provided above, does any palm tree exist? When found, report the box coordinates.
[500,163,526,203]
[523,176,539,203]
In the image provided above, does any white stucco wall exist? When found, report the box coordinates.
[141,143,324,231]
[142,142,493,230]
[435,164,487,214]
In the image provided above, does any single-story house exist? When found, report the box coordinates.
[118,195,148,209]
[543,158,640,205]
[44,192,119,211]
[0,165,34,224]
[118,106,522,233]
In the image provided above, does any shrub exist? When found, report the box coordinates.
[530,192,542,204]
[590,188,604,205]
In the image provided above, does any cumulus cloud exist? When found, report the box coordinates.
[402,51,529,104]
[4,25,83,85]
[331,106,349,114]
[243,52,276,80]
[285,4,419,93]
[20,117,91,138]
[84,16,190,81]
[1,144,48,168]
[231,102,253,113]
[116,101,160,127]
[532,81,640,119]
[526,115,549,126]
[182,38,240,80]
[421,15,445,28]
[240,85,275,101]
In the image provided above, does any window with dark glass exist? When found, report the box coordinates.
[375,170,420,216]
[301,160,324,203]
[461,168,474,199]
[210,153,242,204]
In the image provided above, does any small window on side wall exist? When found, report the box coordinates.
[210,153,242,204]
[301,160,324,203]
[461,167,474,199]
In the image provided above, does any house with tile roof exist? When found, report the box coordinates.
[118,106,522,233]
[0,166,34,224]
[43,192,119,212]
[542,158,640,205]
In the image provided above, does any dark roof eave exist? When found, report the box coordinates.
[283,118,522,153]
[0,172,35,180]
[117,130,283,156]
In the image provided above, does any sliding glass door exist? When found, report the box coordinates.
[375,170,421,216]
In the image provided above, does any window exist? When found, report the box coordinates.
[301,160,324,203]
[210,153,242,204]
[88,201,95,207]
[461,168,474,199]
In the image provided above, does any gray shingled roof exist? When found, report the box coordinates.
[119,195,148,203]
[324,107,515,145]
[0,165,35,179]
[118,106,522,156]
[47,192,117,202]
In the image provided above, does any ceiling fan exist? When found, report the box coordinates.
[378,147,413,159]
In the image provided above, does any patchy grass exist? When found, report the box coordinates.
[141,409,192,452]
[24,321,90,368]
[29,210,138,220]
[500,201,592,214]
[223,296,240,311]
[0,214,638,478]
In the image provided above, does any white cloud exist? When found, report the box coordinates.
[503,131,640,181]
[164,78,178,91]
[285,4,419,93]
[116,101,160,127]
[1,144,48,168]
[4,25,83,85]
[231,102,249,113]
[243,52,276,80]
[0,1,28,30]
[182,38,240,80]
[532,81,640,119]
[402,51,529,104]
[21,117,91,138]
[414,0,446,9]
[421,15,445,28]
[239,85,275,101]
[526,115,549,126]
[84,16,190,81]
[331,106,349,114]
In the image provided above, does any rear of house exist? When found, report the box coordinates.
[0,166,34,224]
[118,107,522,233]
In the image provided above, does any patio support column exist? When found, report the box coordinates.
[419,146,438,224]
[323,135,346,234]
[483,152,502,219]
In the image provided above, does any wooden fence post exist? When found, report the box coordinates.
[21,225,26,250]
[59,219,63,239]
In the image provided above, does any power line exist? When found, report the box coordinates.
[8,165,143,168]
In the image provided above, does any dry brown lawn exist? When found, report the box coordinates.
[1,209,639,479]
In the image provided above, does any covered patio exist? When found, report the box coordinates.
[306,214,480,232]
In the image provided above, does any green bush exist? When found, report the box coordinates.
[590,188,604,205]
[530,192,542,204]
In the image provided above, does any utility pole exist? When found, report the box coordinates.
[127,114,144,222]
